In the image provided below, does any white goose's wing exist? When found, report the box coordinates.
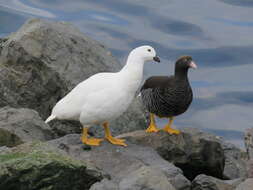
[51,72,117,120]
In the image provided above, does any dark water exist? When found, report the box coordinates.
[1,0,253,148]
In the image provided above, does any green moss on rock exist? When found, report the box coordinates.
[0,142,103,190]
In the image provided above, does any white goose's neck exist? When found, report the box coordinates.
[119,55,145,94]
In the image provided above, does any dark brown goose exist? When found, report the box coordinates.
[141,56,197,134]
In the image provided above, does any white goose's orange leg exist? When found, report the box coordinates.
[146,113,159,133]
[163,117,180,135]
[81,127,103,146]
[103,122,127,146]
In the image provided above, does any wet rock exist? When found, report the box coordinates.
[245,128,253,159]
[0,107,55,147]
[236,178,253,190]
[0,142,104,190]
[119,128,225,180]
[192,174,235,190]
[49,134,187,190]
[0,18,146,135]
[222,141,247,179]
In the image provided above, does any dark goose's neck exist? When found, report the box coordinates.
[175,67,189,82]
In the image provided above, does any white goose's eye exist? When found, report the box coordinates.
[147,49,151,52]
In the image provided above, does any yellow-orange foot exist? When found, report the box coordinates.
[163,125,181,135]
[146,124,159,133]
[81,136,103,146]
[105,136,127,146]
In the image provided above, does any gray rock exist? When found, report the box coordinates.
[119,166,176,190]
[49,120,82,137]
[0,38,67,119]
[0,18,146,136]
[0,142,104,190]
[0,107,55,147]
[119,128,248,180]
[0,146,9,153]
[236,178,253,190]
[245,128,253,159]
[90,167,177,190]
[49,134,186,190]
[9,18,120,90]
[90,179,119,190]
[192,174,235,190]
[225,178,245,188]
[222,141,247,179]
[169,173,191,190]
[119,128,225,180]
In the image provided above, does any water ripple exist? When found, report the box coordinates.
[208,17,253,27]
[219,0,253,7]
[0,0,55,18]
[63,10,129,26]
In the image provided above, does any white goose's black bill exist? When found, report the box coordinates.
[153,56,160,63]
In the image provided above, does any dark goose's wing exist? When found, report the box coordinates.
[140,76,175,116]
[140,76,174,91]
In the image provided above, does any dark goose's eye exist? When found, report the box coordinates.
[147,49,151,52]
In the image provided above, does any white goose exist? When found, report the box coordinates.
[45,46,160,146]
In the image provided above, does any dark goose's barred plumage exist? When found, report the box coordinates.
[141,56,196,118]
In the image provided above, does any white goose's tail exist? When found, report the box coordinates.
[45,115,56,123]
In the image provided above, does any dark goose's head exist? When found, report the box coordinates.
[175,56,197,78]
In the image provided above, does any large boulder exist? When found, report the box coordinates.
[119,128,225,180]
[0,142,104,190]
[7,18,120,90]
[0,106,55,147]
[0,18,146,136]
[191,174,237,190]
[0,37,67,119]
[49,134,189,190]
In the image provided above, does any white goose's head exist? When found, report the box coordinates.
[129,45,160,63]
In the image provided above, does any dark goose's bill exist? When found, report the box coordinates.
[178,56,197,69]
[189,60,197,69]
[174,56,197,74]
